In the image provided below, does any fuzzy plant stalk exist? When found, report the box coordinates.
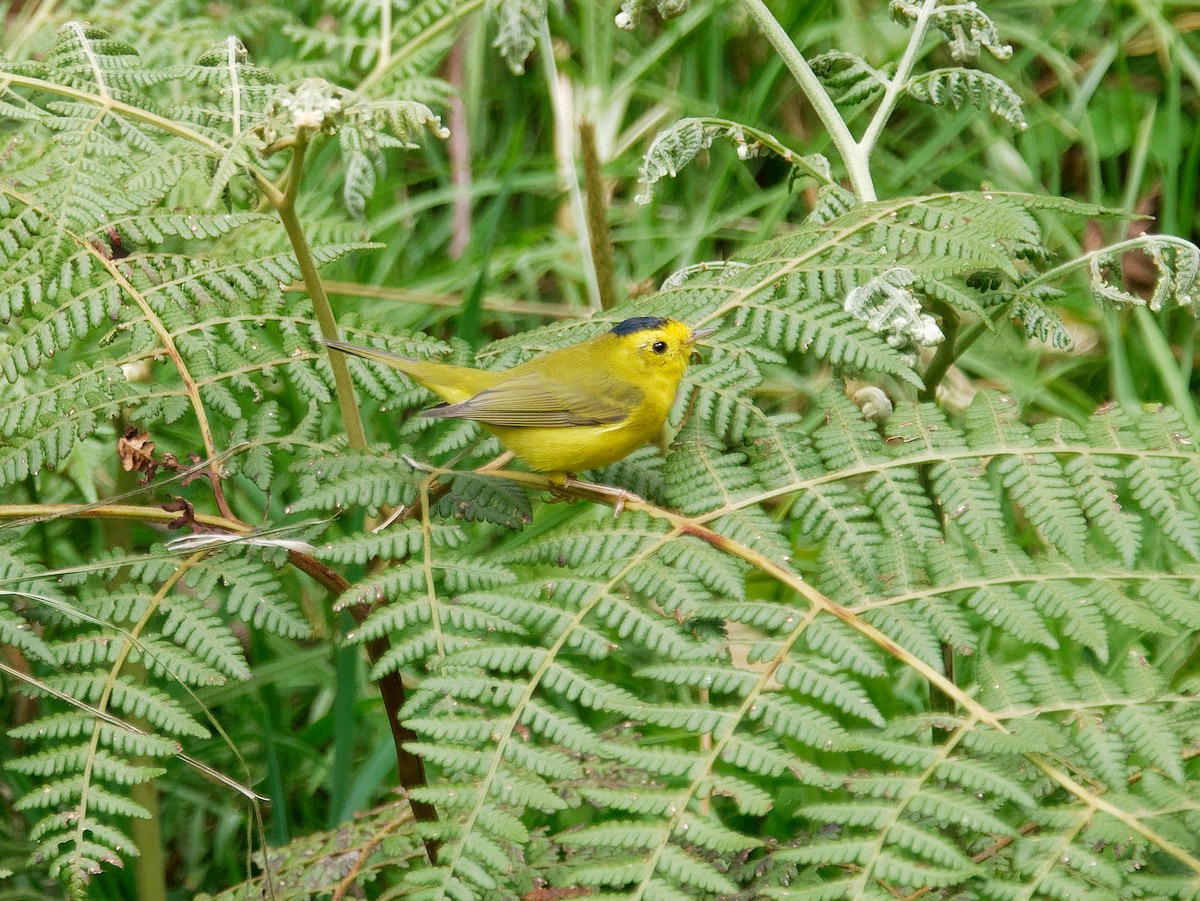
[740,0,876,199]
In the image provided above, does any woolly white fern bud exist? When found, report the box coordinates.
[275,79,344,130]
[618,0,691,30]
[844,268,944,351]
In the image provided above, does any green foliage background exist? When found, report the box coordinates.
[1,1,1199,899]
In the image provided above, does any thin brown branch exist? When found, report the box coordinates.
[579,118,618,311]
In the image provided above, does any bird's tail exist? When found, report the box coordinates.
[322,338,493,404]
[322,339,419,370]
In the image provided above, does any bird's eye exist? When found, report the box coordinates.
[651,340,668,355]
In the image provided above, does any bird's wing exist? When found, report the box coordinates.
[422,370,642,427]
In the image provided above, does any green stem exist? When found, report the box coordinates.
[741,0,874,200]
[919,301,960,401]
[130,723,167,901]
[858,0,939,159]
[271,131,368,451]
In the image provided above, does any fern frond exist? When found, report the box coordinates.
[169,37,279,137]
[487,0,548,74]
[906,67,1026,129]
[1087,234,1200,313]
[811,51,889,105]
[289,446,423,514]
[892,0,1013,62]
[638,116,832,203]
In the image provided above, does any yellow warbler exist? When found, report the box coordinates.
[325,316,712,478]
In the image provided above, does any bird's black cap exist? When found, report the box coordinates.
[610,316,668,336]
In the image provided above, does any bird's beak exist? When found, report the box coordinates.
[688,326,716,345]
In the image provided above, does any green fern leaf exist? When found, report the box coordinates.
[894,0,1012,62]
[488,0,548,74]
[811,51,888,104]
[184,553,310,638]
[289,446,422,514]
[774,660,886,726]
[906,67,1026,128]
[996,451,1090,560]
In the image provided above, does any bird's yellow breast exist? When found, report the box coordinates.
[486,388,672,473]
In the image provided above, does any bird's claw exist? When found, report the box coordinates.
[560,476,643,518]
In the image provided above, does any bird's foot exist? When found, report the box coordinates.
[556,474,644,518]
[545,471,575,506]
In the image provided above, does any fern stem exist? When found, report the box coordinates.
[850,717,973,896]
[224,37,243,136]
[273,130,369,451]
[919,301,960,401]
[1022,807,1092,896]
[105,474,167,901]
[629,600,822,899]
[370,0,393,83]
[81,224,236,521]
[858,0,939,161]
[70,552,202,888]
[432,522,676,889]
[418,483,446,660]
[740,0,874,200]
[67,21,109,99]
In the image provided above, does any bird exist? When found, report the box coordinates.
[324,316,713,490]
